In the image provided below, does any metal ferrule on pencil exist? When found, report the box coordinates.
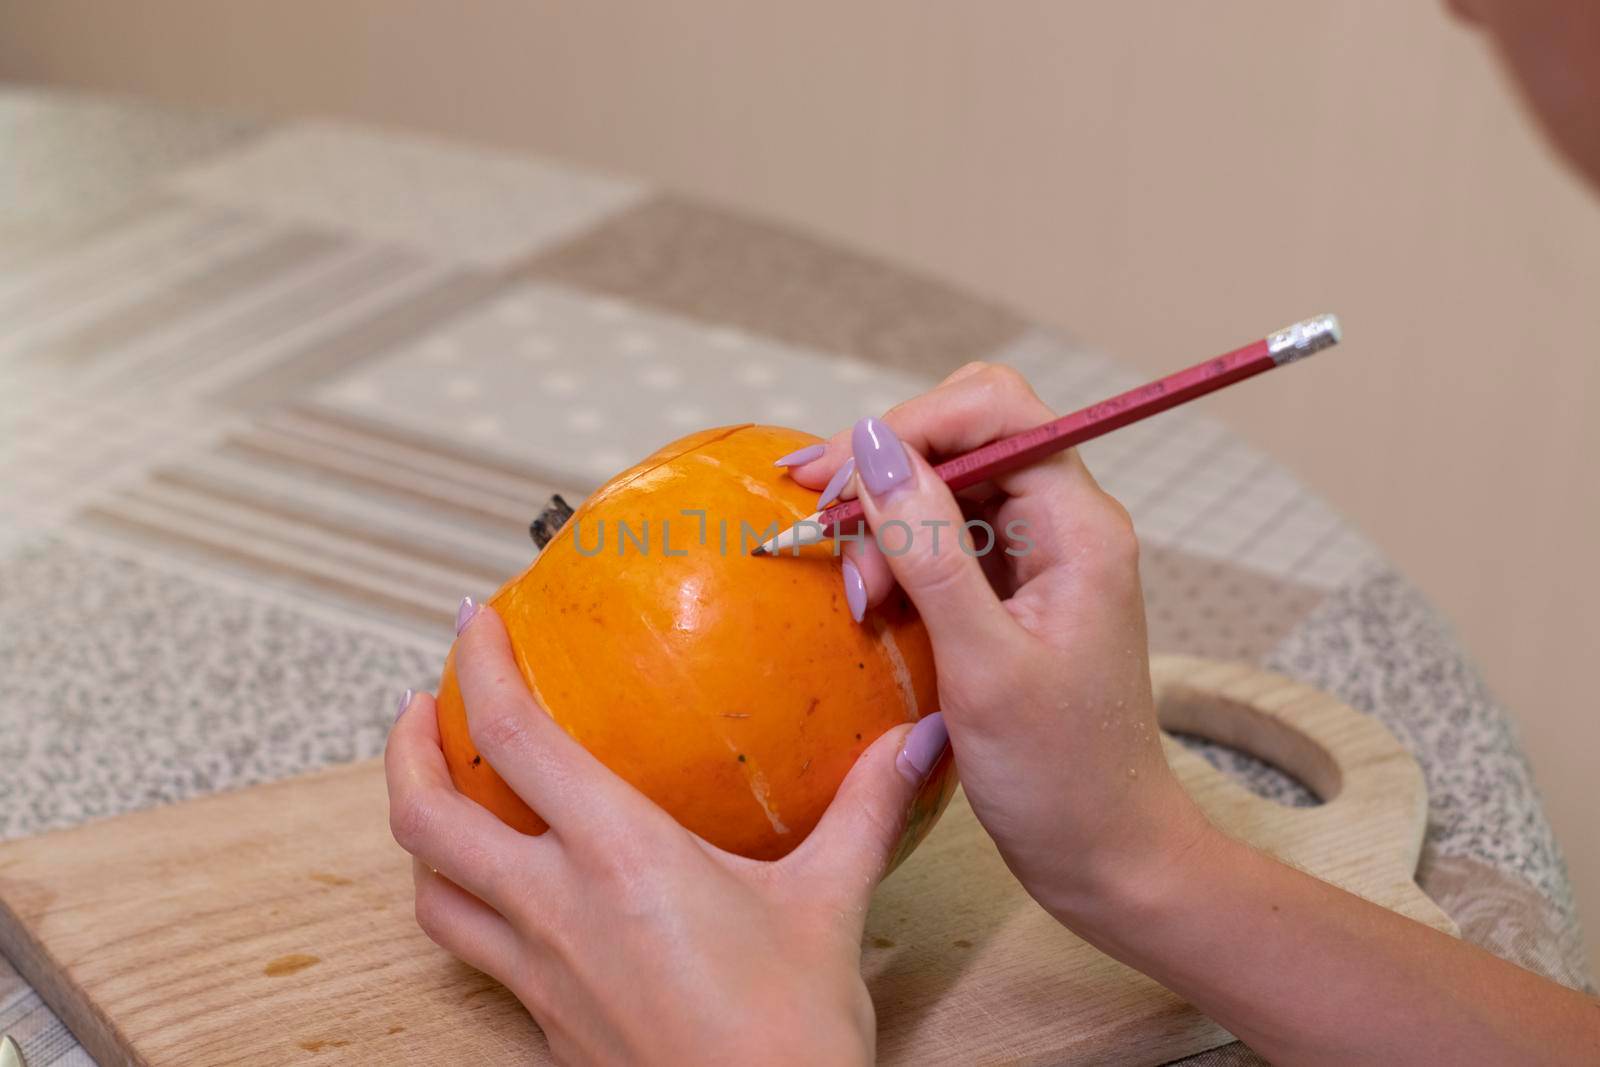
[1268,314,1343,365]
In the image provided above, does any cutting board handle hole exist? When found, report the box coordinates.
[1156,682,1342,808]
[1167,730,1324,807]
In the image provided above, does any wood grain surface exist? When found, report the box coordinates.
[0,656,1455,1065]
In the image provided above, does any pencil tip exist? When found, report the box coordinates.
[750,544,768,557]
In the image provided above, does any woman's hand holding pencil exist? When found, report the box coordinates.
[780,362,1209,917]
[777,352,1600,1066]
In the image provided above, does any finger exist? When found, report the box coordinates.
[412,858,522,981]
[844,486,1010,611]
[789,363,1066,497]
[939,360,993,386]
[783,362,1020,488]
[870,365,1132,580]
[847,487,1007,609]
[850,417,1014,649]
[455,605,656,836]
[786,443,847,492]
[998,454,1142,590]
[840,535,895,613]
[386,690,543,907]
[887,362,1059,468]
[781,714,950,906]
[790,364,1109,583]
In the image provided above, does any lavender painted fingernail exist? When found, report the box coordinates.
[897,712,949,783]
[395,688,414,721]
[817,457,856,509]
[842,557,867,623]
[852,417,912,499]
[455,596,478,635]
[774,443,826,467]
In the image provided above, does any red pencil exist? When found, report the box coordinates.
[753,313,1341,556]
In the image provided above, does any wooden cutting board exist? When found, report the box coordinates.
[0,656,1454,1065]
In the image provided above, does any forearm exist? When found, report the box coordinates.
[1056,826,1600,1065]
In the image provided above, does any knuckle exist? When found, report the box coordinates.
[462,841,515,903]
[499,868,547,922]
[1102,498,1141,559]
[1083,494,1141,573]
[587,852,657,916]
[911,538,976,597]
[978,362,1039,403]
[940,359,991,386]
[468,705,531,759]
[389,795,436,854]
[591,828,650,881]
[413,885,451,945]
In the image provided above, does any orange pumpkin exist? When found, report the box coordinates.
[435,424,955,861]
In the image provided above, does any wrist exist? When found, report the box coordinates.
[1037,784,1230,936]
[749,975,875,1067]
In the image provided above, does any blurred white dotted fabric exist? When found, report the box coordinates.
[314,282,929,485]
[170,121,648,269]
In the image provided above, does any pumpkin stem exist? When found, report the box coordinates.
[529,494,575,550]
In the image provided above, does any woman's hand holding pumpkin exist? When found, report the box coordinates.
[784,363,1217,926]
[385,605,940,1065]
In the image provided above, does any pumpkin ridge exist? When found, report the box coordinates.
[587,423,756,509]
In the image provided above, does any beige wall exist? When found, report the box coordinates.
[3,1,1597,973]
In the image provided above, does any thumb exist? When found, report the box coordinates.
[785,713,951,902]
[848,416,1013,650]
